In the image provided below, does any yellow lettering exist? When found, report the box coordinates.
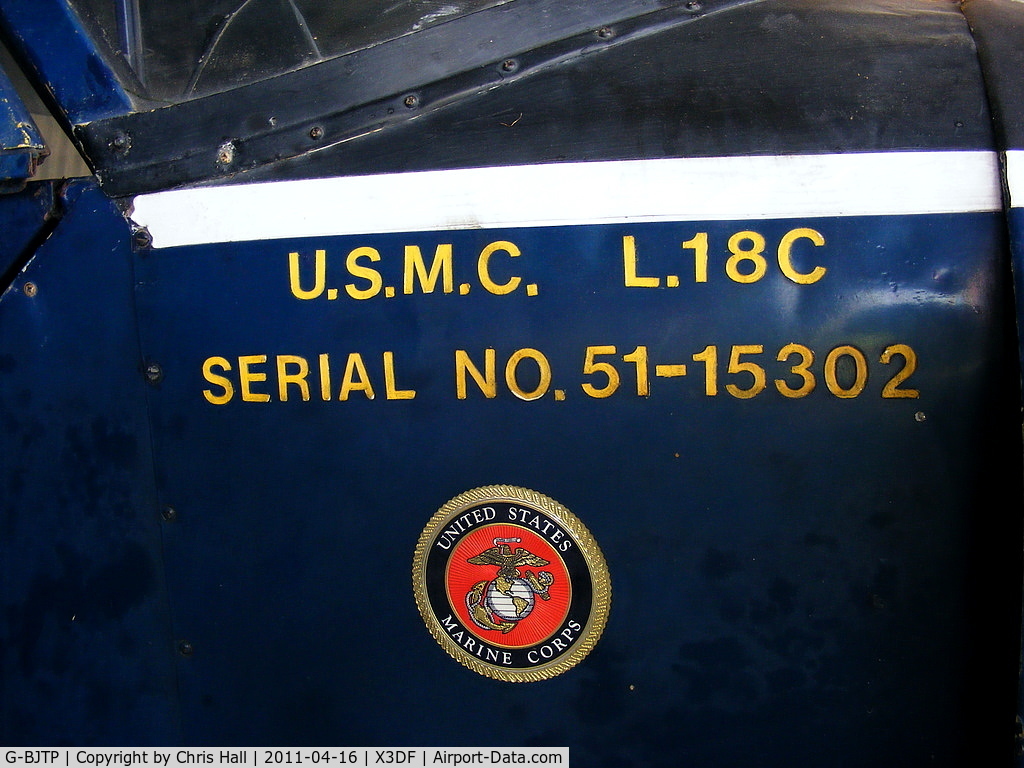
[880,344,920,399]
[339,353,375,400]
[682,233,709,283]
[622,235,660,287]
[318,353,331,401]
[455,349,496,399]
[505,348,551,401]
[404,244,453,294]
[238,355,271,402]
[276,355,310,401]
[724,344,766,399]
[202,356,234,405]
[824,345,868,398]
[383,351,416,400]
[775,343,816,398]
[288,249,326,299]
[725,231,768,283]
[777,228,827,284]
[692,345,718,396]
[477,241,522,295]
[581,345,619,398]
[345,247,383,299]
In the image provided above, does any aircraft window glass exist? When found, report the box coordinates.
[68,0,506,102]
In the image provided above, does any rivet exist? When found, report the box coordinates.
[403,94,419,109]
[217,141,236,165]
[161,506,178,523]
[178,641,194,657]
[22,281,37,297]
[144,362,163,385]
[132,227,153,249]
[109,131,131,154]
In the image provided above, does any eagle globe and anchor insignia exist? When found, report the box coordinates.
[413,485,610,682]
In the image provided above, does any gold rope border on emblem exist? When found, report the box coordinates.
[412,484,611,683]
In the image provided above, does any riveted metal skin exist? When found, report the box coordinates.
[0,1,1023,765]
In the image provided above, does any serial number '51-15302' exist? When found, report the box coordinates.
[199,342,919,404]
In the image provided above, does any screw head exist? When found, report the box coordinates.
[22,281,37,297]
[132,228,153,249]
[403,94,419,109]
[501,58,519,73]
[109,131,131,153]
[161,506,178,523]
[144,362,163,384]
[178,641,194,657]
[309,125,324,140]
[217,141,236,165]
[597,26,614,39]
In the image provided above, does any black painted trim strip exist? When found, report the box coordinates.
[76,0,756,196]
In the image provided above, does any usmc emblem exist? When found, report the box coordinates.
[465,537,554,633]
[413,485,610,682]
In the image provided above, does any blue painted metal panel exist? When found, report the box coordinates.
[0,0,132,125]
[0,0,1020,762]
[0,182,56,283]
[0,64,45,184]
[128,209,1019,762]
[0,182,178,745]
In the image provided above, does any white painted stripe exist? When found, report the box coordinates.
[1005,150,1024,209]
[130,152,1003,249]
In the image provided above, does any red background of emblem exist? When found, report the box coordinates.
[445,523,572,649]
